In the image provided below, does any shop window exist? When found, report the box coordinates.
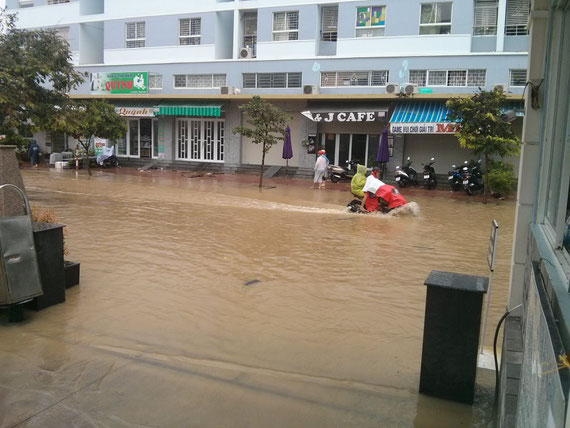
[474,0,498,35]
[321,6,338,41]
[126,22,145,48]
[355,6,386,37]
[510,69,527,87]
[505,0,529,36]
[179,18,201,45]
[420,2,452,35]
[273,11,299,41]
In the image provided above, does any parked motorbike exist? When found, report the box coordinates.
[448,164,464,191]
[329,159,359,183]
[463,160,484,195]
[97,146,119,168]
[422,157,437,189]
[394,156,418,188]
[101,155,119,168]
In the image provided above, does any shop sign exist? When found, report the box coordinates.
[114,107,157,117]
[90,72,148,95]
[389,122,458,134]
[301,110,385,123]
[93,137,107,157]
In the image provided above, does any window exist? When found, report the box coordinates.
[173,74,226,88]
[273,11,299,41]
[321,6,338,41]
[149,74,162,89]
[409,70,427,86]
[355,6,386,37]
[510,69,527,86]
[505,0,529,35]
[179,18,201,45]
[126,22,145,48]
[242,73,302,89]
[47,0,70,4]
[474,0,498,35]
[410,69,486,86]
[420,2,452,35]
[320,71,389,87]
[242,12,257,57]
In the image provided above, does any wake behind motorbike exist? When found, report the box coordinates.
[422,157,437,189]
[394,156,418,188]
[329,159,358,183]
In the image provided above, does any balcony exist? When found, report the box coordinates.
[103,45,217,66]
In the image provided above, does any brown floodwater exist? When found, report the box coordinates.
[0,167,515,427]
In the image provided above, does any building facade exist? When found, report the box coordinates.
[8,0,529,175]
[499,0,570,426]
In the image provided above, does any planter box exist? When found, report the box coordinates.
[64,261,80,288]
[27,223,66,310]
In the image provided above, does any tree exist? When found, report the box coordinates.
[233,96,291,188]
[446,89,521,203]
[0,11,84,145]
[51,100,127,176]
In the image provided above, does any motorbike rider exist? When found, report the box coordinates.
[376,184,407,212]
[350,164,367,198]
[361,167,385,212]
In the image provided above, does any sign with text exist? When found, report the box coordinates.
[390,122,458,134]
[114,106,157,117]
[90,72,148,95]
[93,137,107,157]
[301,110,386,123]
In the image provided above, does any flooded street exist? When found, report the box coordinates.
[1,168,515,427]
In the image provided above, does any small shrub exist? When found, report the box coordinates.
[31,205,69,256]
[488,160,516,197]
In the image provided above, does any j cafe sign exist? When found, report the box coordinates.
[389,122,458,134]
[301,110,385,122]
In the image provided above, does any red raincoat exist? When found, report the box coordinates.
[376,185,407,210]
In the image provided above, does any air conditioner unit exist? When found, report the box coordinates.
[493,83,508,93]
[303,85,319,95]
[220,86,235,95]
[385,83,400,94]
[403,83,419,95]
[239,47,253,59]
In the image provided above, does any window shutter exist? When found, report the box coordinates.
[287,12,299,30]
[506,0,529,27]
[191,18,201,36]
[474,0,498,27]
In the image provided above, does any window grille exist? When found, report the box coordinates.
[355,6,386,38]
[473,0,498,35]
[180,18,201,45]
[242,12,257,56]
[320,71,389,87]
[467,69,486,86]
[510,69,527,86]
[505,0,529,35]
[321,72,336,87]
[273,11,299,41]
[126,22,145,48]
[173,74,226,88]
[419,2,452,35]
[409,70,427,86]
[447,70,467,86]
[427,70,447,86]
[47,0,69,4]
[321,6,338,42]
[242,73,301,88]
[149,74,162,89]
[371,71,389,86]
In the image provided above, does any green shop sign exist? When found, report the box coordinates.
[90,72,148,94]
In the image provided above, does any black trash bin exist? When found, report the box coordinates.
[419,270,489,404]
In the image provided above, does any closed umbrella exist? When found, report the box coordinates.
[282,126,293,177]
[376,128,390,178]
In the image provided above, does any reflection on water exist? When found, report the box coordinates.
[0,169,514,427]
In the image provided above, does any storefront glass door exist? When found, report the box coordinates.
[320,133,379,167]
[139,119,152,159]
[351,134,367,165]
[128,119,139,157]
[118,118,157,158]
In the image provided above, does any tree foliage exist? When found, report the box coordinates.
[233,96,291,188]
[51,100,127,175]
[0,11,84,144]
[446,89,521,203]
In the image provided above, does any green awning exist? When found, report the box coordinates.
[157,102,223,117]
